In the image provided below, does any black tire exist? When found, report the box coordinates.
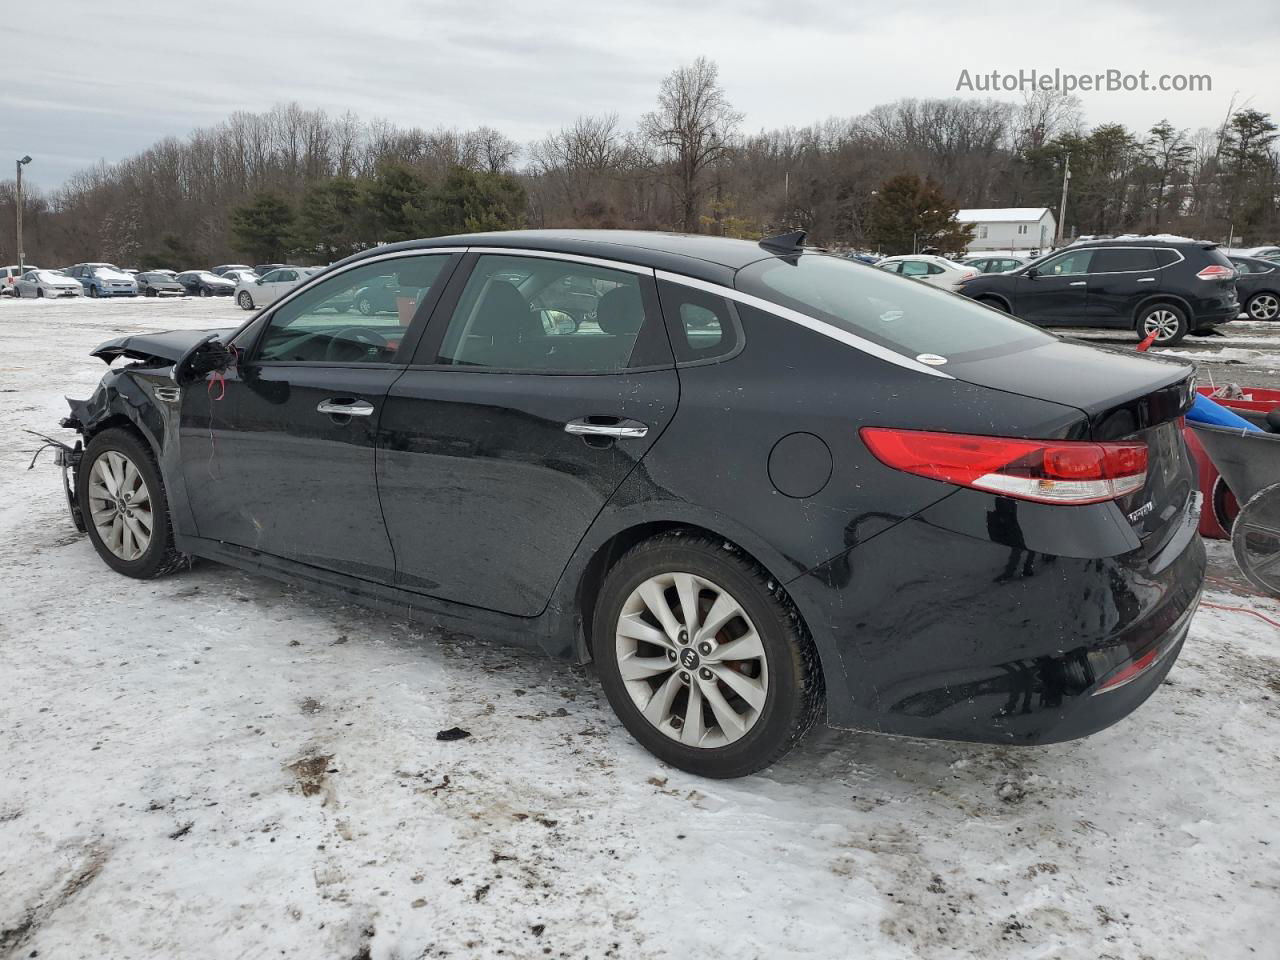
[1246,291,1280,321]
[89,285,99,298]
[1136,303,1189,345]
[77,428,188,579]
[593,532,824,778]
[146,288,157,297]
[1211,475,1239,535]
[237,291,255,311]
[35,288,44,298]
[199,286,210,297]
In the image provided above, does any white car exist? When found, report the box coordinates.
[222,269,259,286]
[2,264,38,296]
[876,255,979,291]
[14,269,83,298]
[235,266,320,311]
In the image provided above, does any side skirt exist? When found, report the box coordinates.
[177,536,577,660]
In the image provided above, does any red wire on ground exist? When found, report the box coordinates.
[1201,601,1280,631]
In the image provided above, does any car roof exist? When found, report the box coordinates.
[339,229,785,284]
[1066,235,1217,249]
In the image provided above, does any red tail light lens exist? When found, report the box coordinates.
[1092,644,1169,694]
[860,428,1148,505]
[1196,264,1235,280]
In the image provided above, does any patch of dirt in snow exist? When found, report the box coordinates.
[1,298,1279,959]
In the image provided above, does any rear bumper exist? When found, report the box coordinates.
[787,487,1206,744]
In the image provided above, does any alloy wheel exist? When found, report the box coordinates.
[1248,293,1279,321]
[1142,309,1181,341]
[357,296,374,315]
[615,572,769,748]
[87,450,154,561]
[238,292,254,310]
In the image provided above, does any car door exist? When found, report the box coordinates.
[376,251,680,618]
[265,269,298,305]
[177,252,458,582]
[1009,248,1093,325]
[1086,247,1158,327]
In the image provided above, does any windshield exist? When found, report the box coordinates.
[736,254,1051,363]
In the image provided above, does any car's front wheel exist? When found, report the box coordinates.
[88,285,99,298]
[593,533,823,778]
[357,296,375,315]
[35,288,43,298]
[77,428,187,579]
[237,291,255,310]
[1246,292,1279,321]
[199,286,210,297]
[1137,303,1188,345]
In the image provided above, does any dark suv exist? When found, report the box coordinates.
[961,238,1238,345]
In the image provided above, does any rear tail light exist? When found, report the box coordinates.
[1196,264,1235,280]
[1091,644,1170,695]
[861,428,1148,505]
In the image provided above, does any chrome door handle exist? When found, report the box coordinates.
[317,398,375,417]
[1137,277,1156,283]
[564,418,648,439]
[1069,281,1087,286]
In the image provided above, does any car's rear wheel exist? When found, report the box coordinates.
[1137,303,1188,345]
[77,428,187,579]
[237,291,255,310]
[593,533,823,778]
[1246,292,1279,321]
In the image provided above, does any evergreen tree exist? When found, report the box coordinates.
[425,166,526,235]
[229,193,294,262]
[295,177,363,260]
[363,162,433,243]
[867,174,972,255]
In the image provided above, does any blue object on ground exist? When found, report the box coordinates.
[1186,393,1262,432]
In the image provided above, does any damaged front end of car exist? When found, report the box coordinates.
[38,328,237,533]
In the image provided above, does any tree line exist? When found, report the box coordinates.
[2,57,1277,266]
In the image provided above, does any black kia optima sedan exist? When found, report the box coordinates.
[47,230,1205,778]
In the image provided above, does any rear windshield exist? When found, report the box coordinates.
[736,254,1051,363]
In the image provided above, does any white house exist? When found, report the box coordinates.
[955,207,1057,253]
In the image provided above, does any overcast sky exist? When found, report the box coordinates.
[4,0,1277,192]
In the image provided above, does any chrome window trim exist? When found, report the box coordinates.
[655,270,956,380]
[231,247,467,344]
[465,246,655,276]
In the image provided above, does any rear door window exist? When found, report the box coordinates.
[432,254,670,373]
[736,253,1050,364]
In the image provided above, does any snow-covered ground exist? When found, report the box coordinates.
[1,297,1278,959]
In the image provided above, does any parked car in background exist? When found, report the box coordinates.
[2,264,38,296]
[961,238,1238,345]
[235,266,322,310]
[876,254,979,291]
[961,254,1028,274]
[67,264,139,297]
[211,263,254,277]
[253,263,288,276]
[175,271,236,297]
[148,268,179,278]
[221,269,259,286]
[52,230,1205,778]
[1226,245,1280,261]
[14,269,83,298]
[1229,256,1280,321]
[136,272,187,297]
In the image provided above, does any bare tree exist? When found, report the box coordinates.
[641,57,742,231]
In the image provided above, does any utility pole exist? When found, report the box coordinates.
[1055,151,1070,248]
[15,156,32,271]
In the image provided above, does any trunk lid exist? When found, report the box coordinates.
[947,337,1197,548]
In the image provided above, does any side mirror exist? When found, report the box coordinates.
[1024,267,1039,280]
[173,335,234,386]
[256,278,265,285]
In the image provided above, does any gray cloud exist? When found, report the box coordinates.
[3,0,1276,191]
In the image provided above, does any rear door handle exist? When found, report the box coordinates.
[564,418,648,439]
[317,398,375,417]
[1069,281,1087,286]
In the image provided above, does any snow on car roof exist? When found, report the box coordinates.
[955,207,1052,223]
